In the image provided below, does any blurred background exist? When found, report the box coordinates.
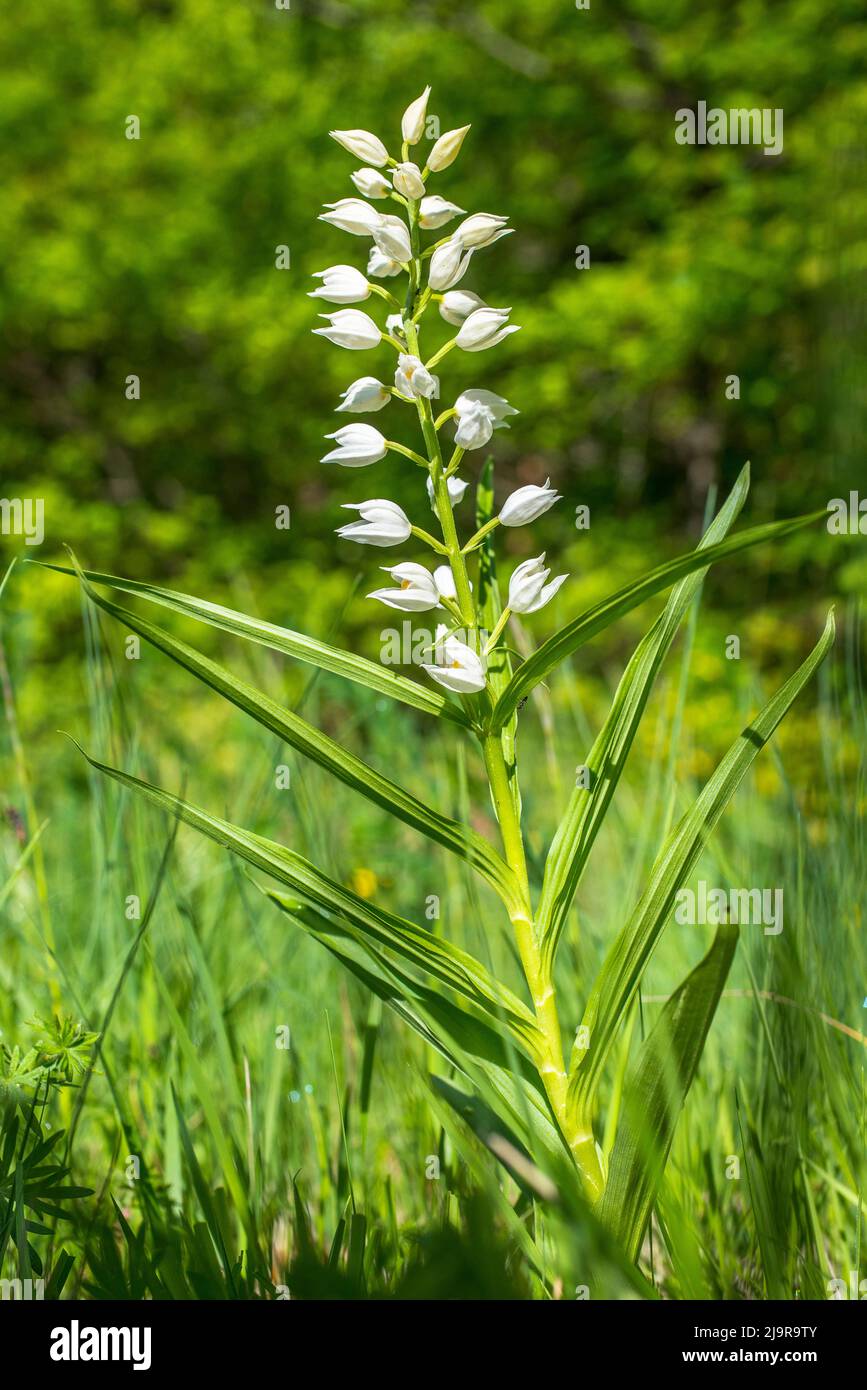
[2,0,867,664]
[1,0,866,1298]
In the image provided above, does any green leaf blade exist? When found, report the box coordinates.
[599,923,739,1263]
[491,507,825,730]
[68,562,520,910]
[38,561,471,727]
[568,608,834,1123]
[538,464,751,966]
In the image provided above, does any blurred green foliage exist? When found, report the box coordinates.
[2,0,867,589]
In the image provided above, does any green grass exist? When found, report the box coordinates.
[1,551,864,1300]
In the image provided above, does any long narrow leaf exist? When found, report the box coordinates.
[599,923,738,1262]
[70,563,520,910]
[69,741,540,1058]
[38,560,471,726]
[490,508,824,729]
[538,464,751,968]
[568,608,834,1122]
[262,889,570,1174]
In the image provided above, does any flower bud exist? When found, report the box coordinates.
[337,377,391,413]
[428,125,471,172]
[337,500,412,547]
[351,168,392,199]
[368,562,440,612]
[319,199,383,237]
[454,388,518,427]
[401,87,431,145]
[455,307,520,352]
[455,213,512,248]
[330,129,389,167]
[499,479,561,527]
[439,290,486,326]
[367,246,402,278]
[423,630,486,693]
[454,400,494,450]
[433,565,458,599]
[419,196,466,230]
[428,238,473,291]
[508,554,568,613]
[392,162,426,199]
[308,264,370,304]
[313,309,382,350]
[395,354,440,400]
[321,423,388,467]
[372,214,412,263]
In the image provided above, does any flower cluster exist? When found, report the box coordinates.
[312,89,566,695]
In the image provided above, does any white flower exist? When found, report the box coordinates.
[351,168,392,199]
[337,377,391,413]
[428,125,471,172]
[426,476,469,510]
[455,213,512,248]
[313,309,382,350]
[454,388,518,428]
[367,246,402,279]
[372,214,412,263]
[499,479,561,527]
[419,196,466,230]
[433,565,457,599]
[428,238,474,291]
[393,162,425,199]
[401,86,431,145]
[423,628,486,693]
[386,312,406,337]
[321,424,388,467]
[439,290,487,326]
[507,554,568,613]
[319,199,383,237]
[337,500,411,547]
[308,264,370,304]
[330,129,389,167]
[395,354,439,400]
[368,562,439,612]
[455,307,520,352]
[454,399,495,450]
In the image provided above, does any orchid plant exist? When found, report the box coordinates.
[60,89,833,1261]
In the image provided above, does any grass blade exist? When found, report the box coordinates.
[568,608,835,1124]
[599,923,738,1261]
[68,562,520,910]
[538,464,751,969]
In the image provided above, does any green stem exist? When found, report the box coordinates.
[402,299,475,625]
[410,524,450,556]
[462,516,501,553]
[387,189,603,1201]
[481,733,604,1203]
[387,441,429,468]
[425,339,457,372]
[485,607,512,654]
[369,284,401,309]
